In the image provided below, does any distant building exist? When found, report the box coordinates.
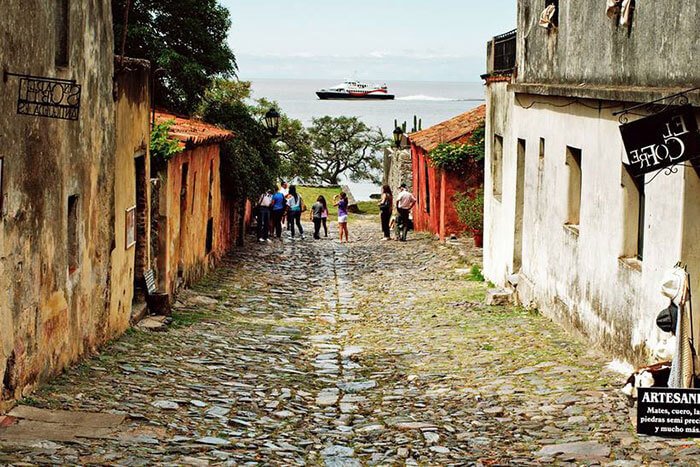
[483,2,700,364]
[153,112,236,295]
[409,105,486,240]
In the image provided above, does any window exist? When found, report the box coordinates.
[67,195,79,274]
[55,0,69,67]
[492,134,504,200]
[622,166,645,261]
[513,139,526,271]
[180,163,189,212]
[545,0,559,28]
[205,218,214,254]
[565,146,582,226]
[424,160,430,213]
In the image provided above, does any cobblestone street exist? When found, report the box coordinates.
[1,220,699,465]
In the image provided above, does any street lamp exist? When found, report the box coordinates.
[393,126,404,148]
[263,107,280,137]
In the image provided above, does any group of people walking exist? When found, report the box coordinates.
[257,182,416,244]
[256,183,352,243]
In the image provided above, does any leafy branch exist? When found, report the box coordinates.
[429,123,485,171]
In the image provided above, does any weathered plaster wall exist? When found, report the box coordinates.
[484,81,517,282]
[516,0,700,89]
[487,95,700,364]
[158,145,225,295]
[0,0,115,407]
[109,61,151,333]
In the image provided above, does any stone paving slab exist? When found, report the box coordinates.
[0,219,699,464]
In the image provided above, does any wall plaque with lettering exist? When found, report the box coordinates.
[13,75,81,121]
[620,105,700,178]
[637,388,700,437]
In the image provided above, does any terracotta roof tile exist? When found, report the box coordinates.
[155,111,235,148]
[408,104,486,152]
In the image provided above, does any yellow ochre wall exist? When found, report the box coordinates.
[109,61,151,334]
[158,145,225,295]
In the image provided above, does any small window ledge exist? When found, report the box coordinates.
[619,256,642,272]
[563,223,579,237]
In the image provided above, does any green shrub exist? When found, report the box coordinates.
[428,123,485,171]
[454,188,484,235]
[150,120,183,172]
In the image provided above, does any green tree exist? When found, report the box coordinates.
[112,0,237,114]
[252,98,314,182]
[307,116,385,185]
[197,80,279,202]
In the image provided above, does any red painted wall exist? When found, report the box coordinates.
[411,143,481,239]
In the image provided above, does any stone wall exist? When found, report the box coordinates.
[383,148,412,196]
[0,0,116,408]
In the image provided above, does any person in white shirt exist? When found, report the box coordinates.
[395,183,416,242]
[257,189,274,242]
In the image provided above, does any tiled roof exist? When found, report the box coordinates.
[409,104,486,152]
[155,111,235,148]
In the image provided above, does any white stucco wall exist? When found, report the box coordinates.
[484,81,516,283]
[484,92,700,364]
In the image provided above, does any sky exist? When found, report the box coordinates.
[220,0,517,82]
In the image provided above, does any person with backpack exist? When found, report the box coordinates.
[257,188,274,242]
[319,195,329,237]
[378,185,393,240]
[270,185,287,240]
[310,195,326,240]
[286,185,305,239]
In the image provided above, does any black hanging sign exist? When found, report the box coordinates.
[4,73,81,121]
[620,104,700,177]
[637,388,700,437]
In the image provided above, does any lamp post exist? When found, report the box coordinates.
[393,126,404,148]
[263,107,281,137]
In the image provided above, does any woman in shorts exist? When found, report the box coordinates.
[333,192,349,243]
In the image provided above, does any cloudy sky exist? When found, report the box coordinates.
[220,0,517,82]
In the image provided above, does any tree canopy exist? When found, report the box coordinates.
[251,98,314,182]
[197,80,279,202]
[113,0,237,114]
[307,116,385,186]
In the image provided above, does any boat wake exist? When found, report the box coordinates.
[397,95,483,102]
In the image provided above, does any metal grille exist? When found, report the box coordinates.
[493,29,516,73]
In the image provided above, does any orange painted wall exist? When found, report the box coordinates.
[158,144,229,294]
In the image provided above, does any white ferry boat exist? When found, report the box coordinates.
[316,80,395,100]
